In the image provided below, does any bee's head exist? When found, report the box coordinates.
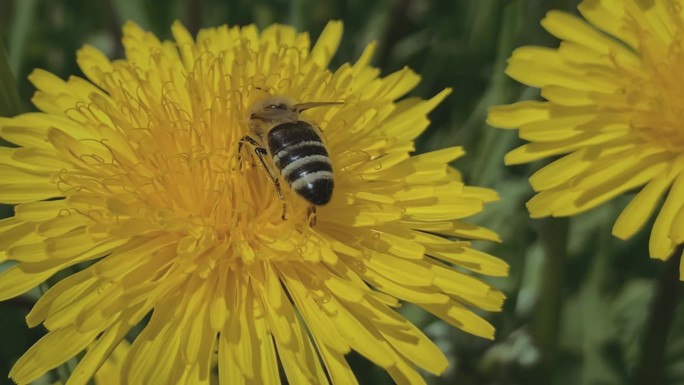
[248,95,344,128]
[249,96,298,123]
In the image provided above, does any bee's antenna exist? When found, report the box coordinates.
[295,102,344,113]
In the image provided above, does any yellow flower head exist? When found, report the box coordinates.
[0,21,507,384]
[489,0,684,269]
[92,340,130,385]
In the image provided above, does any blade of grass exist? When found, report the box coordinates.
[0,33,22,117]
[7,0,37,76]
[111,0,151,30]
[468,0,526,187]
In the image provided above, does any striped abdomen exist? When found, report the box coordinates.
[267,121,334,205]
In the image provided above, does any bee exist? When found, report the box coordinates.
[238,96,342,223]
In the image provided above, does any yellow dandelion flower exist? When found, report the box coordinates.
[0,21,507,385]
[92,340,130,385]
[488,0,684,269]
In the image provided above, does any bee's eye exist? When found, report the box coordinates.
[266,103,289,110]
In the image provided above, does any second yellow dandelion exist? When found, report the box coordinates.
[489,0,684,272]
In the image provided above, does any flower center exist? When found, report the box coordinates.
[58,87,315,268]
[627,21,684,152]
[52,33,348,268]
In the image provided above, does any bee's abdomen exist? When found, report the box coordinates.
[267,122,334,205]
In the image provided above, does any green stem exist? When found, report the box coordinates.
[631,245,683,385]
[532,217,570,384]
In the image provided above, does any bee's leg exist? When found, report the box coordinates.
[255,148,287,220]
[236,135,254,160]
[307,206,317,226]
[239,135,287,220]
[237,135,259,168]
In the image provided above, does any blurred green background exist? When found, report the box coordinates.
[1,0,683,384]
